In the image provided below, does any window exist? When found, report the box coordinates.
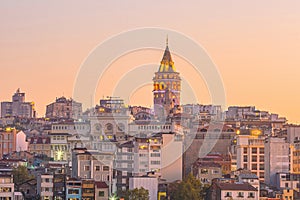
[238,192,244,197]
[243,155,248,162]
[259,164,264,170]
[259,172,264,178]
[84,165,90,171]
[252,155,257,162]
[150,153,160,157]
[103,166,109,171]
[99,191,105,197]
[201,169,208,174]
[150,161,160,165]
[248,192,255,198]
[252,148,257,154]
[252,164,257,170]
[68,189,79,194]
[225,192,232,197]
[259,148,264,154]
[259,155,264,162]
[95,166,100,171]
[243,147,247,154]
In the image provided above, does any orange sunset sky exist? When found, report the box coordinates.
[0,1,300,122]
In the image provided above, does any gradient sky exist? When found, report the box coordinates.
[1,1,300,122]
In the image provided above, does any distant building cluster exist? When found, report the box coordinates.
[0,41,299,200]
[1,88,35,118]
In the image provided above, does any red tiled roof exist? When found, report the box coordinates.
[217,182,257,191]
[95,181,108,188]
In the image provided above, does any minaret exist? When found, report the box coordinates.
[153,37,181,119]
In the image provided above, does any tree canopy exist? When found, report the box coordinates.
[12,165,34,186]
[169,173,209,200]
[120,187,149,200]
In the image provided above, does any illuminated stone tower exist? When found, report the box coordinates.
[153,38,181,118]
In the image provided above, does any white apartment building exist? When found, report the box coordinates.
[37,173,54,200]
[134,136,162,175]
[161,132,184,182]
[215,182,258,200]
[264,137,289,187]
[115,141,134,192]
[129,121,183,137]
[0,174,14,200]
[129,176,158,200]
[51,121,90,135]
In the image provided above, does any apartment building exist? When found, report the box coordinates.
[134,136,162,176]
[0,174,14,200]
[27,136,51,157]
[72,150,113,196]
[66,178,82,200]
[236,134,265,181]
[1,88,35,118]
[0,128,16,159]
[37,173,54,200]
[46,96,82,120]
[115,141,134,192]
[264,137,289,186]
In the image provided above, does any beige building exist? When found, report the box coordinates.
[290,141,300,174]
[51,121,90,135]
[45,96,82,119]
[72,150,114,195]
[160,132,184,182]
[236,134,265,181]
[95,181,109,200]
[192,162,222,184]
[37,173,54,200]
[211,182,258,200]
[0,174,15,200]
[27,136,51,157]
[88,98,130,154]
[133,136,162,175]
[0,128,16,158]
[49,133,70,161]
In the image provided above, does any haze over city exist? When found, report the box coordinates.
[1,0,300,122]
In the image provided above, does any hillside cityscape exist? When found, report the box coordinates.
[0,42,298,200]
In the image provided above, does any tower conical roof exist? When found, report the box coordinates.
[158,37,176,72]
[161,45,173,63]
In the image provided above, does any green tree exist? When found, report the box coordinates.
[120,187,149,200]
[12,165,34,186]
[169,173,209,200]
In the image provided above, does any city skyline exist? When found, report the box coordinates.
[1,1,300,122]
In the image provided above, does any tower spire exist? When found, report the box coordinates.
[166,35,168,46]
